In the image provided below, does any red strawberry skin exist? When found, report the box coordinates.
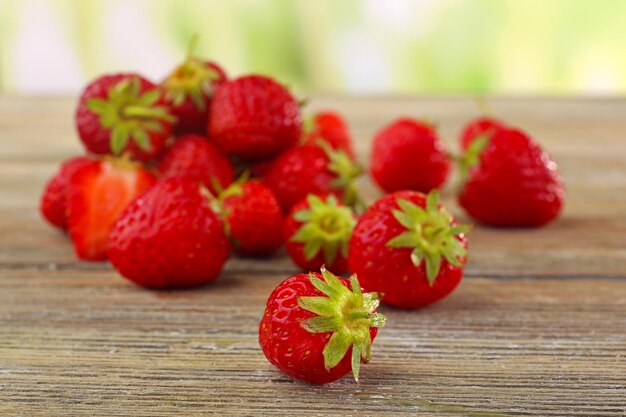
[259,273,377,384]
[304,111,355,159]
[67,159,157,261]
[349,191,467,308]
[209,75,302,161]
[76,73,172,161]
[221,181,283,256]
[460,116,505,150]
[283,196,351,273]
[166,62,227,135]
[459,128,564,227]
[263,145,340,211]
[157,134,234,194]
[40,156,92,230]
[371,118,450,193]
[108,177,230,288]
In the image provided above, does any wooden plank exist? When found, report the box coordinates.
[1,269,625,417]
[2,208,626,278]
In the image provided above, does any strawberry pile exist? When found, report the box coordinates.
[40,41,565,385]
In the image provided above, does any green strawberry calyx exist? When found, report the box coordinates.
[301,113,317,139]
[298,267,386,382]
[87,77,175,155]
[289,194,356,265]
[162,35,221,111]
[386,190,471,286]
[201,172,251,248]
[317,141,363,210]
[211,171,250,207]
[457,132,491,184]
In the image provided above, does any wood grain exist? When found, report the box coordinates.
[1,96,625,416]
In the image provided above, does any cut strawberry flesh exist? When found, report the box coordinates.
[68,160,156,261]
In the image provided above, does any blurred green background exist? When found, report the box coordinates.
[1,0,625,94]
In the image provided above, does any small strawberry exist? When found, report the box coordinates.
[302,111,355,159]
[263,143,362,212]
[76,73,175,161]
[67,158,157,261]
[108,177,230,288]
[218,179,284,256]
[40,156,92,230]
[349,190,470,309]
[157,134,234,194]
[458,128,564,227]
[162,37,227,135]
[371,118,450,194]
[209,75,302,161]
[284,194,356,274]
[259,267,386,384]
[459,116,506,150]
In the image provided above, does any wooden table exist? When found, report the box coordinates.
[1,96,625,416]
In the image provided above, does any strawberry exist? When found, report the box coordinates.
[349,190,470,309]
[108,177,230,288]
[208,75,302,161]
[259,267,386,384]
[162,37,227,135]
[157,134,234,195]
[263,143,362,212]
[459,116,506,150]
[40,156,92,230]
[284,194,356,274]
[76,73,175,161]
[371,118,450,194]
[218,179,284,256]
[67,158,157,261]
[302,111,355,159]
[458,127,564,227]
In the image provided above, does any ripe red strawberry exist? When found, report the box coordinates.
[284,194,356,274]
[76,73,175,161]
[40,156,92,230]
[458,128,564,227]
[259,267,386,384]
[67,158,157,261]
[371,118,450,194]
[459,116,506,150]
[263,143,362,212]
[209,75,302,161]
[349,190,470,309]
[108,177,230,288]
[162,38,227,135]
[157,134,234,194]
[219,179,284,256]
[302,111,355,159]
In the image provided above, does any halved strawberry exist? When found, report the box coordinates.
[40,156,93,230]
[67,158,156,260]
